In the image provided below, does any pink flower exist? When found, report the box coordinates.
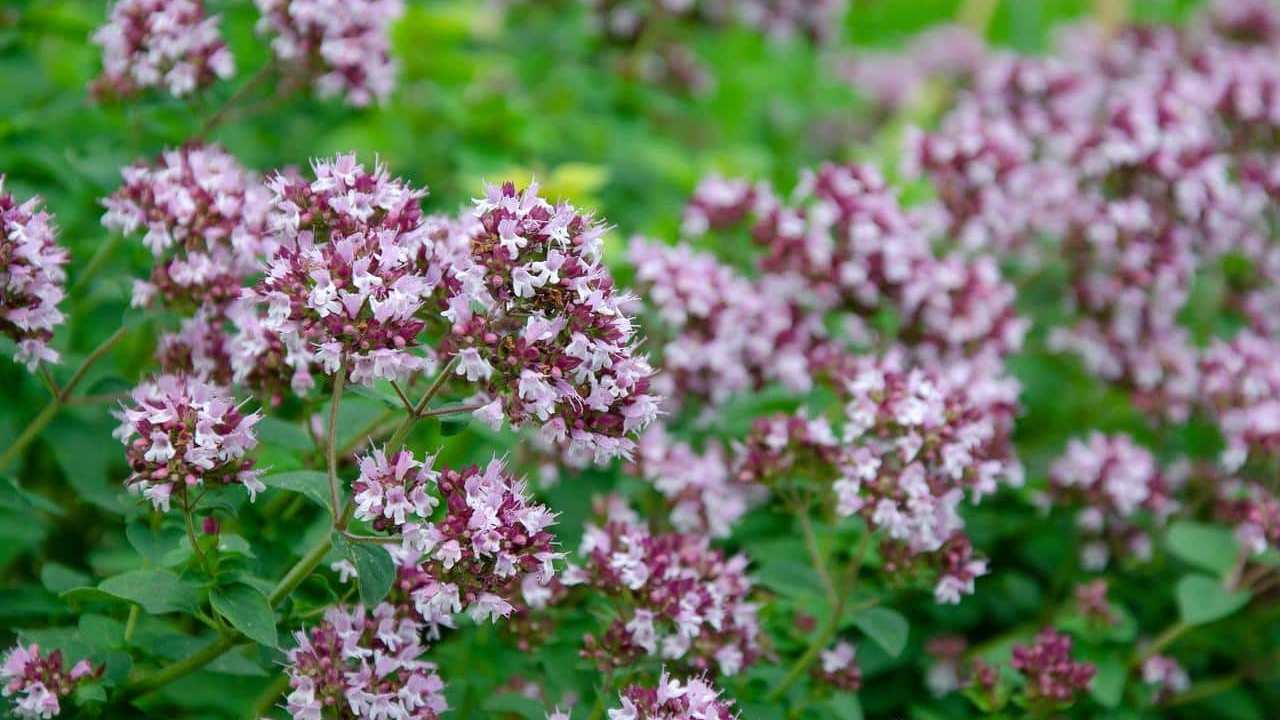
[439,182,658,464]
[255,0,403,106]
[1,643,98,719]
[253,154,436,385]
[0,178,67,371]
[102,144,271,312]
[813,641,861,691]
[115,374,262,512]
[607,670,736,720]
[92,0,234,99]
[1010,628,1096,704]
[285,604,447,720]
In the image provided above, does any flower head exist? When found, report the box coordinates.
[0,178,67,371]
[92,0,234,99]
[255,153,435,385]
[102,144,271,312]
[440,181,657,463]
[1,643,98,720]
[115,374,262,512]
[285,604,447,720]
[255,0,403,106]
[608,670,737,720]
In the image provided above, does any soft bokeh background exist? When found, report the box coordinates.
[5,1,1270,719]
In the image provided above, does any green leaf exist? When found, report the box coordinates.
[97,569,201,614]
[260,470,334,512]
[482,693,546,719]
[125,521,183,565]
[1177,574,1251,626]
[73,681,107,706]
[78,614,124,651]
[1167,521,1239,577]
[256,417,314,451]
[334,534,395,605]
[1090,656,1127,708]
[210,583,278,648]
[41,562,90,594]
[826,694,864,720]
[850,607,908,657]
[0,475,63,515]
[753,560,827,601]
[439,418,468,436]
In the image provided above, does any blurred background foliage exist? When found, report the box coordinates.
[4,1,1276,719]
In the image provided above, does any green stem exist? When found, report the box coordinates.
[385,356,457,452]
[1134,621,1190,667]
[182,488,212,577]
[328,363,346,527]
[767,533,873,702]
[121,535,335,700]
[249,673,291,718]
[796,507,837,606]
[1165,672,1243,708]
[123,605,139,644]
[69,233,120,295]
[0,325,128,471]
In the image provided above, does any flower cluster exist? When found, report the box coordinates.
[157,306,233,385]
[630,425,763,538]
[254,153,435,385]
[114,374,262,512]
[388,458,561,631]
[835,24,987,114]
[736,353,1019,603]
[91,0,234,99]
[0,178,67,371]
[608,670,736,720]
[439,181,658,464]
[1216,479,1280,556]
[1198,331,1280,472]
[1141,654,1190,702]
[679,164,1027,366]
[285,604,448,719]
[1048,433,1176,570]
[352,448,439,532]
[813,641,861,692]
[575,508,760,677]
[1010,628,1096,705]
[254,0,404,107]
[102,144,271,312]
[1,644,97,720]
[1073,579,1117,626]
[893,7,1280,421]
[628,237,822,407]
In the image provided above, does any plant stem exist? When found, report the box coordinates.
[123,605,139,644]
[0,325,128,471]
[121,534,335,700]
[198,62,273,137]
[1165,673,1243,708]
[249,673,291,718]
[69,233,120,295]
[340,530,403,545]
[419,402,483,419]
[796,507,837,606]
[327,363,346,527]
[182,489,212,577]
[385,356,457,452]
[768,533,873,702]
[957,0,998,35]
[1134,621,1190,667]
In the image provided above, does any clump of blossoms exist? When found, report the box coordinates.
[101,144,272,312]
[0,177,67,370]
[608,670,736,720]
[285,604,448,719]
[1141,655,1190,703]
[438,181,658,464]
[627,237,823,407]
[226,297,320,403]
[575,505,760,677]
[255,153,436,386]
[1,644,97,720]
[380,458,561,631]
[114,374,262,512]
[813,641,861,692]
[1010,629,1096,706]
[156,306,233,385]
[254,0,404,107]
[1048,433,1176,570]
[1073,579,1117,626]
[1198,331,1280,473]
[736,352,1019,603]
[1215,479,1280,556]
[631,425,763,538]
[835,24,987,114]
[91,0,234,99]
